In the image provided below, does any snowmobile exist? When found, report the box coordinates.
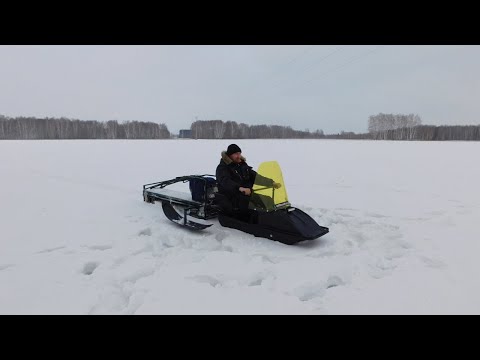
[142,161,329,245]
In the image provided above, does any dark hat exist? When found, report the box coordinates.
[226,144,242,156]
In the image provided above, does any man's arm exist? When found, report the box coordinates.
[249,168,274,187]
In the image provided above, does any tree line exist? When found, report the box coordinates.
[0,115,170,139]
[324,126,480,141]
[190,120,325,139]
[369,124,480,141]
[364,113,480,141]
[367,113,422,140]
[2,113,480,141]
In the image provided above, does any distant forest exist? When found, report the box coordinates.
[327,113,480,141]
[1,114,480,141]
[0,115,170,139]
[189,117,480,141]
[190,120,324,139]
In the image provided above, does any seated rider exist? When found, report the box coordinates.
[215,144,280,219]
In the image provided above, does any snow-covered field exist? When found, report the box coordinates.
[1,139,479,314]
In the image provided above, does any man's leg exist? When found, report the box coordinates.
[214,193,233,214]
[236,194,253,222]
[214,193,252,221]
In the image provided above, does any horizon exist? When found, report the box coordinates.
[3,113,479,137]
[1,45,480,134]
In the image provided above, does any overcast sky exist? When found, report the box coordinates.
[1,45,479,134]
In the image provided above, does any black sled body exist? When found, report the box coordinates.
[218,207,329,245]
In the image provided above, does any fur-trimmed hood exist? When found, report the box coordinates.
[221,150,246,165]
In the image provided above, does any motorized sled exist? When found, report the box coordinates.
[142,161,329,245]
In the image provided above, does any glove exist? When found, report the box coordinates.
[239,187,252,196]
[272,182,281,189]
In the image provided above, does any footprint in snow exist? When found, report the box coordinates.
[82,261,100,275]
[138,228,152,236]
[187,275,222,287]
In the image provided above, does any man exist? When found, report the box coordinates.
[215,144,280,218]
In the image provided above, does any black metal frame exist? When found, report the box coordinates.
[143,174,220,222]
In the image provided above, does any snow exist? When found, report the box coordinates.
[1,139,480,314]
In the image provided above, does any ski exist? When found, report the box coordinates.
[161,201,213,230]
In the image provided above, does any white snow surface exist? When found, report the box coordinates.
[1,139,479,314]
